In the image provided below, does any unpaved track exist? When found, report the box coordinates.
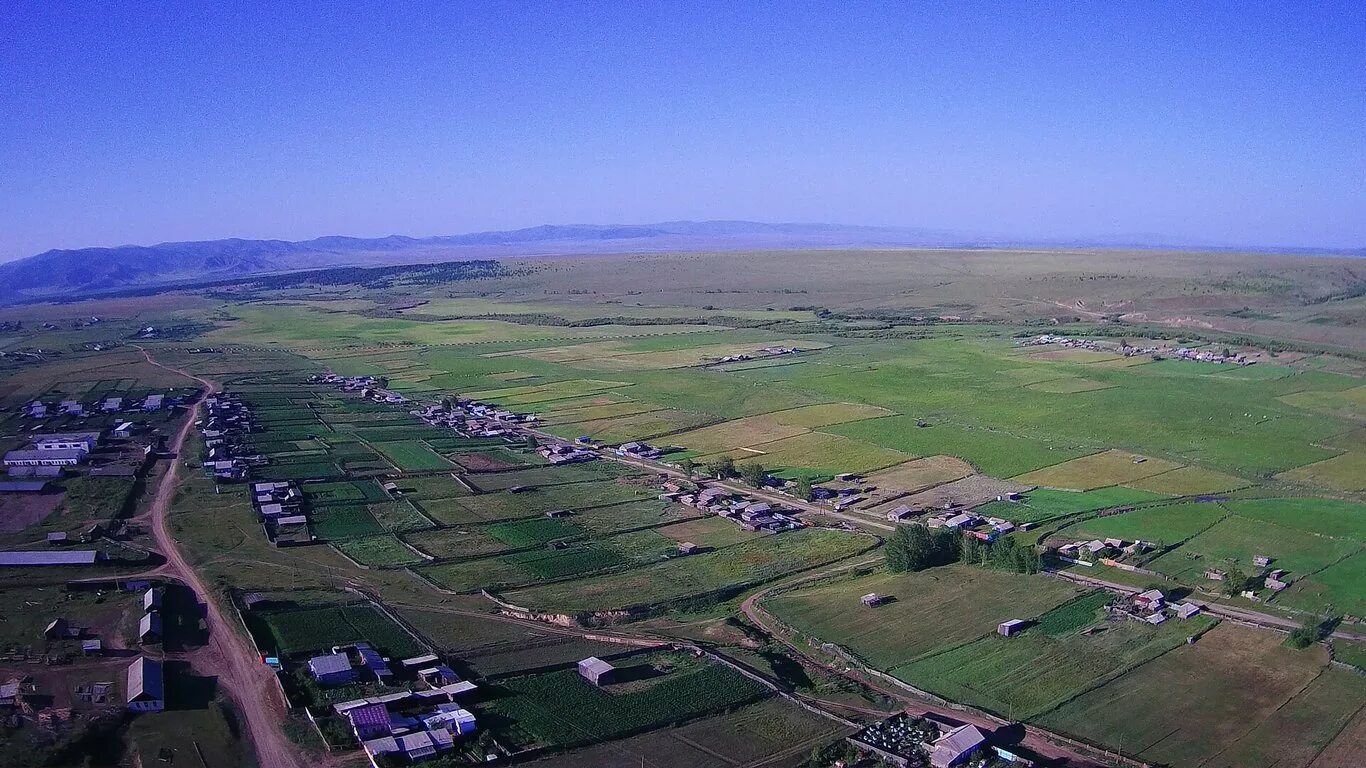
[135,347,303,768]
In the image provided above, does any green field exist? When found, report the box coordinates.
[764,566,1081,669]
[504,529,876,612]
[372,439,454,470]
[333,534,424,567]
[974,486,1168,524]
[1060,502,1228,545]
[1147,514,1361,581]
[485,652,769,749]
[254,603,425,658]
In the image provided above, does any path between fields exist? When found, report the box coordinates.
[133,346,304,768]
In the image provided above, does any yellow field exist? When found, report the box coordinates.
[671,415,809,455]
[492,339,830,371]
[542,401,663,424]
[1014,449,1184,491]
[1125,465,1250,495]
[1277,452,1366,492]
[865,456,975,494]
[766,402,894,428]
[699,432,911,475]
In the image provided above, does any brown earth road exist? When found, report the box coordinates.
[133,346,304,768]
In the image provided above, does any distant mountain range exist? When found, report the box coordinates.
[1,221,1360,303]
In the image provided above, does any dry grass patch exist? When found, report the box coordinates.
[902,474,1033,510]
[701,432,912,475]
[765,402,895,428]
[1026,348,1125,363]
[1014,450,1183,491]
[670,416,809,455]
[1276,452,1366,492]
[1125,465,1249,495]
[865,456,975,494]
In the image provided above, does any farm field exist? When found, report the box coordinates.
[863,455,975,494]
[1059,501,1228,545]
[523,697,849,768]
[370,439,454,470]
[973,486,1167,524]
[1038,624,1348,768]
[702,431,912,477]
[484,651,769,749]
[892,612,1213,720]
[503,529,876,612]
[1145,514,1362,583]
[249,602,425,658]
[763,566,1081,669]
[1014,449,1184,491]
[1124,464,1249,495]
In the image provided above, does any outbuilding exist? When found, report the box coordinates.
[577,656,616,686]
[998,619,1027,637]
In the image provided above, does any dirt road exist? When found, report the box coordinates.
[134,347,304,768]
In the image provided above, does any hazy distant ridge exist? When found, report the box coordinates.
[2,221,1359,301]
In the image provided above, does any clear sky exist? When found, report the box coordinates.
[2,2,1363,260]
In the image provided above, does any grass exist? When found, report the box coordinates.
[1277,552,1366,617]
[504,529,876,612]
[654,516,757,549]
[426,482,654,525]
[764,566,1081,669]
[1061,502,1228,546]
[486,517,583,547]
[893,614,1213,720]
[371,440,454,471]
[830,416,1089,478]
[484,652,769,749]
[1206,668,1366,768]
[765,402,896,428]
[704,431,913,476]
[1037,623,1335,768]
[128,703,253,768]
[1014,450,1184,491]
[1277,451,1366,492]
[1147,514,1362,582]
[1124,465,1249,495]
[542,408,717,443]
[668,415,809,455]
[1220,497,1366,542]
[974,486,1168,524]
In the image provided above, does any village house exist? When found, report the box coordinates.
[1134,589,1166,612]
[861,593,884,607]
[1175,602,1202,620]
[928,724,987,768]
[126,657,165,712]
[308,652,358,686]
[4,448,88,467]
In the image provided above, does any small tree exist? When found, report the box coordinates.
[740,462,767,488]
[794,476,813,501]
[705,457,737,479]
[523,434,538,450]
[1286,615,1326,649]
[679,457,696,479]
[1223,565,1248,597]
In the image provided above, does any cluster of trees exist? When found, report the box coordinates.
[885,524,960,572]
[885,525,1042,575]
[962,535,1042,574]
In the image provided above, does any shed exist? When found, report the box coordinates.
[677,542,699,556]
[998,619,1027,637]
[139,612,163,644]
[44,617,70,639]
[0,550,99,566]
[1175,603,1202,619]
[930,724,987,768]
[346,702,393,741]
[861,592,883,607]
[577,656,616,686]
[143,587,162,613]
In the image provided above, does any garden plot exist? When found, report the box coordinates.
[333,535,425,568]
[310,504,385,540]
[1014,450,1183,491]
[371,440,454,471]
[764,566,1080,670]
[1219,498,1366,542]
[667,415,808,455]
[539,400,663,424]
[251,603,425,658]
[654,517,756,549]
[465,461,633,493]
[484,651,769,749]
[1038,623,1335,768]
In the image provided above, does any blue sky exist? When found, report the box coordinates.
[1,2,1363,259]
